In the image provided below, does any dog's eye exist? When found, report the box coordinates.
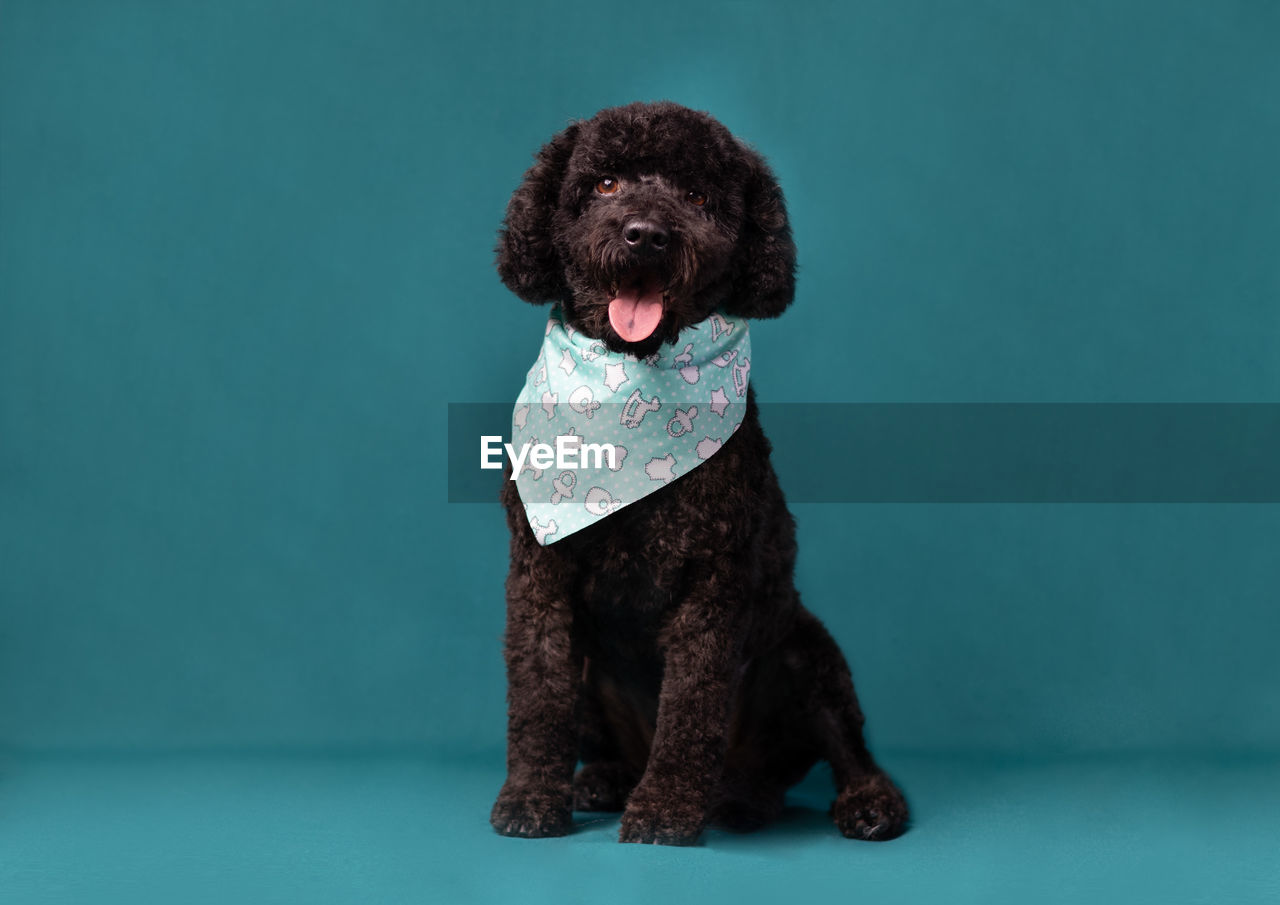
[596,178,620,195]
[686,190,708,207]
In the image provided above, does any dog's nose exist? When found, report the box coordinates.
[623,219,669,252]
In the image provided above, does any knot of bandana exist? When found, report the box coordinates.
[512,306,751,545]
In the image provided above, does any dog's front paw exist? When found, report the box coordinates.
[618,785,707,846]
[490,783,572,838]
[832,772,909,841]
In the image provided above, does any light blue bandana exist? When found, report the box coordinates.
[512,306,751,545]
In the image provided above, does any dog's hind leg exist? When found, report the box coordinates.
[574,761,638,813]
[789,608,910,841]
[573,661,642,812]
[710,645,819,832]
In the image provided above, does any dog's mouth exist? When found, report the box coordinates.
[607,272,666,343]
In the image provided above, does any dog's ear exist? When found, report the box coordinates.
[495,123,579,304]
[722,146,797,319]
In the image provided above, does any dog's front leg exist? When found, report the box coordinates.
[490,553,581,838]
[618,591,739,845]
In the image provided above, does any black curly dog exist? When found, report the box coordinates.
[491,101,908,845]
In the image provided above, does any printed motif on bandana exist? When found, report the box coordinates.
[512,307,751,545]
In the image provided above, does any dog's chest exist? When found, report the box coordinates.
[575,537,670,637]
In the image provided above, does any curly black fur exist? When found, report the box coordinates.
[491,101,908,845]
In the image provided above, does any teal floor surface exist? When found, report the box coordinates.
[2,751,1276,904]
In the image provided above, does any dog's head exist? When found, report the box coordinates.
[496,102,796,355]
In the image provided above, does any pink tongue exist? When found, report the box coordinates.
[608,282,664,342]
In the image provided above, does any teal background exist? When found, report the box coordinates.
[2,1,1278,902]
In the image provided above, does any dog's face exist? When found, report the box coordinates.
[497,102,796,355]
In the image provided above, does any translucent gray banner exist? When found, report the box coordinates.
[448,403,1280,503]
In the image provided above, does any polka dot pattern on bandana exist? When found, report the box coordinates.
[512,306,751,545]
